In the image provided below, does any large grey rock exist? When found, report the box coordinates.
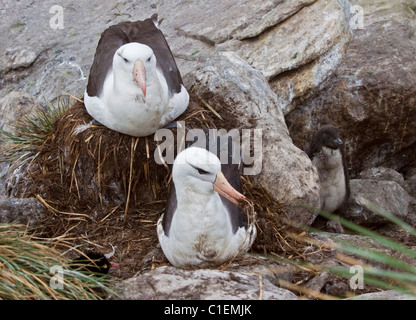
[116,265,298,300]
[0,196,47,225]
[345,179,413,225]
[0,0,354,111]
[0,91,44,197]
[0,162,9,196]
[0,91,43,135]
[359,167,407,191]
[189,51,320,226]
[140,247,295,288]
[405,168,416,198]
[219,0,352,79]
[173,0,317,45]
[286,0,416,176]
[233,0,355,113]
[225,255,295,287]
[346,290,416,300]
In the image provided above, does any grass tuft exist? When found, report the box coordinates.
[309,203,416,298]
[0,224,116,300]
[0,96,70,163]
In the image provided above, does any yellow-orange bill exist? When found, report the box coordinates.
[133,60,146,97]
[213,171,246,205]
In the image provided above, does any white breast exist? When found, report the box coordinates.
[313,147,347,213]
[157,192,254,269]
[84,69,170,137]
[160,84,189,127]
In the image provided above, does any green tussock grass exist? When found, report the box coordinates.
[267,200,416,299]
[0,96,69,163]
[311,202,416,298]
[0,224,116,300]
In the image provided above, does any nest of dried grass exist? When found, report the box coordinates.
[6,94,304,278]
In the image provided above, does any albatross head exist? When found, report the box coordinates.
[173,147,246,205]
[113,42,157,98]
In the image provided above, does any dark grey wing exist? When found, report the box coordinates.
[307,130,323,160]
[338,143,351,209]
[86,23,128,97]
[162,182,177,237]
[221,155,247,234]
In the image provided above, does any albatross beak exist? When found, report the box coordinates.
[213,171,246,205]
[133,60,146,97]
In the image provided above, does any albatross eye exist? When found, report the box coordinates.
[190,164,210,175]
[117,52,129,63]
[147,56,152,62]
[197,168,209,175]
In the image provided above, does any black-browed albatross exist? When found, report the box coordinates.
[84,14,189,137]
[157,141,257,269]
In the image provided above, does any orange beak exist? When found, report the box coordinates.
[133,60,146,97]
[213,171,246,205]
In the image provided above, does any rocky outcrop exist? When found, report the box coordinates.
[0,91,48,224]
[189,52,320,226]
[116,265,298,300]
[0,0,354,108]
[0,0,358,225]
[0,196,47,225]
[171,0,317,45]
[285,0,416,176]
[344,179,413,226]
[346,290,416,300]
[217,0,352,81]
[0,91,43,136]
[405,168,416,198]
[359,167,408,192]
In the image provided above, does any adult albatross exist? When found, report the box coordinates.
[157,146,257,269]
[84,14,189,137]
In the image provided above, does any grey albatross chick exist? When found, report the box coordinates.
[157,146,256,269]
[308,124,350,233]
[84,14,189,137]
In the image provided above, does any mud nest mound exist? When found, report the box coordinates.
[7,94,302,278]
